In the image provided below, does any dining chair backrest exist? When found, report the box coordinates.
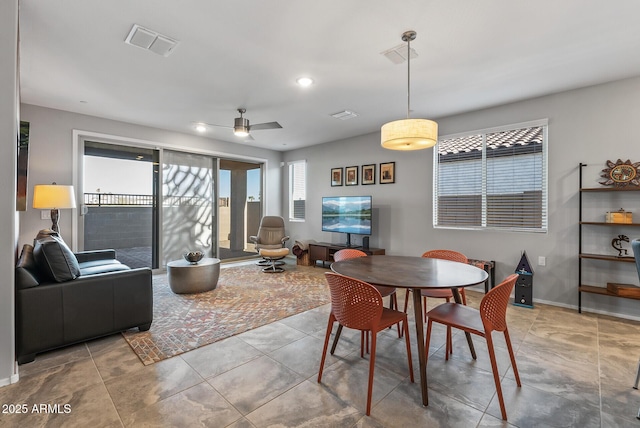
[325,272,383,331]
[633,239,640,280]
[333,248,367,262]
[421,249,468,264]
[480,273,519,333]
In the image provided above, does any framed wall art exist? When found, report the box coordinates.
[345,166,358,186]
[380,161,395,184]
[331,167,343,186]
[362,164,375,185]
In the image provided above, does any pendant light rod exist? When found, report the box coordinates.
[402,30,416,119]
[380,29,437,151]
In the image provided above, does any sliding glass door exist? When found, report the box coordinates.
[162,150,217,266]
[82,142,159,269]
[80,140,264,266]
[218,159,262,260]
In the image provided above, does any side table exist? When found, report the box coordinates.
[167,257,220,294]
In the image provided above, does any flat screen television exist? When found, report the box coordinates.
[321,195,372,247]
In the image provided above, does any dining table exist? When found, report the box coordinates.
[331,254,489,406]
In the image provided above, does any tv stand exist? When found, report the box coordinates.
[308,242,385,268]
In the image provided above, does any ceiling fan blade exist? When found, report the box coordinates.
[249,121,282,131]
[202,122,233,130]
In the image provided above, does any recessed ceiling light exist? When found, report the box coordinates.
[194,123,207,133]
[296,77,314,87]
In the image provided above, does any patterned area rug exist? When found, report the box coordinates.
[123,263,329,365]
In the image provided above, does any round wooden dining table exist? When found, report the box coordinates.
[331,255,488,407]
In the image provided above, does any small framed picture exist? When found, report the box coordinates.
[331,167,343,186]
[345,166,358,186]
[380,161,395,184]
[362,164,375,185]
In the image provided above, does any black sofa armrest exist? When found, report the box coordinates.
[74,249,117,263]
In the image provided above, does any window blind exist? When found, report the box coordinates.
[434,123,547,232]
[289,160,306,221]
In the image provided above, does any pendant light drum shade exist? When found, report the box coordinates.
[381,30,438,151]
[381,118,438,150]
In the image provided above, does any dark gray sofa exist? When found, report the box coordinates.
[15,232,153,364]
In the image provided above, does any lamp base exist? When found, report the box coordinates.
[51,209,60,233]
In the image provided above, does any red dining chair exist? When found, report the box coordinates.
[425,274,521,421]
[331,249,400,354]
[318,272,414,416]
[402,249,469,358]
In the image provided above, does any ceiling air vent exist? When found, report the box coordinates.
[124,24,179,57]
[381,43,418,64]
[330,110,359,120]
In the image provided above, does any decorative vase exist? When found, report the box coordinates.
[183,251,204,264]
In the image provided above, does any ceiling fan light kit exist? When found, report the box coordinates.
[381,30,438,151]
[233,109,250,136]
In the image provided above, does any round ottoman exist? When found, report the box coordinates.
[259,248,290,273]
[167,257,220,294]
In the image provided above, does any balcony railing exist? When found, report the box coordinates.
[84,193,228,207]
[84,193,153,206]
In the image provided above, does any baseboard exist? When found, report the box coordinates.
[466,288,640,322]
[0,373,19,388]
[527,297,640,323]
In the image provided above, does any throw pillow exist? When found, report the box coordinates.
[33,235,81,282]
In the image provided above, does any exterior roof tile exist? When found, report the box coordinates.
[438,126,543,155]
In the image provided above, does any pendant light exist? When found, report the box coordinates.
[381,30,438,150]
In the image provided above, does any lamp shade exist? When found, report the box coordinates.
[32,184,77,209]
[381,118,438,150]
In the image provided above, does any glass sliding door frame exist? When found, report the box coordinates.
[78,140,160,269]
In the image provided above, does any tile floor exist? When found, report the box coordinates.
[2,271,640,427]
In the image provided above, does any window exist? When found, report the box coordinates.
[433,120,547,232]
[289,160,306,221]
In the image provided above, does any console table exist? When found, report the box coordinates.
[308,242,385,267]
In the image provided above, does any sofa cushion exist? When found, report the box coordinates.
[15,244,40,289]
[33,235,81,282]
[79,262,130,276]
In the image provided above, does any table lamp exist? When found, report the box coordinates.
[32,183,77,234]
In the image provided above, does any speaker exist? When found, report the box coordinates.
[362,236,369,249]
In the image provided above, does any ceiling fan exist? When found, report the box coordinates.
[205,108,282,139]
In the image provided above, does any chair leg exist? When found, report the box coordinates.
[444,296,452,360]
[423,296,428,323]
[391,294,402,338]
[318,315,336,383]
[400,290,411,338]
[425,319,433,366]
[366,331,378,416]
[403,319,414,383]
[504,328,521,387]
[486,333,508,421]
[330,324,343,355]
[460,288,467,305]
[634,357,640,389]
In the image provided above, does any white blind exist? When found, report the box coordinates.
[434,123,547,232]
[289,160,306,220]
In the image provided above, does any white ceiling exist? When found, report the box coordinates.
[18,0,640,151]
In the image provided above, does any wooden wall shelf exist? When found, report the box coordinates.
[578,163,640,313]
[579,285,640,301]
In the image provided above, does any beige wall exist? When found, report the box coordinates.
[283,76,640,320]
